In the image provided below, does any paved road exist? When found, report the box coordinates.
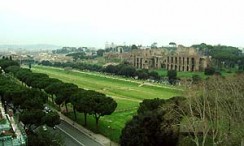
[56,120,102,146]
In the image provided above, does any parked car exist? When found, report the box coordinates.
[42,125,47,131]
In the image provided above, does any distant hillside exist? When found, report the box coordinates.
[0,44,61,51]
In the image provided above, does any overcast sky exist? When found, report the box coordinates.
[0,0,244,48]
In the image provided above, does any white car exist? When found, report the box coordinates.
[42,125,47,131]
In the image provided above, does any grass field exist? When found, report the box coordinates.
[31,65,182,142]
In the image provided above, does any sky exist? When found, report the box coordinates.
[0,0,244,48]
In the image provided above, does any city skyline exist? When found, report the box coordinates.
[1,0,244,48]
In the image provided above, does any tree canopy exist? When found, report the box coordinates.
[85,90,117,128]
[120,97,185,146]
[167,70,177,84]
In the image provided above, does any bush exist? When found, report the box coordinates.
[214,71,222,76]
[167,70,177,85]
[204,67,215,75]
[192,74,201,84]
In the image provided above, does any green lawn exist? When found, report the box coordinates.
[31,65,182,142]
[65,108,137,142]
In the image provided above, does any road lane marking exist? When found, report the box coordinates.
[56,125,85,146]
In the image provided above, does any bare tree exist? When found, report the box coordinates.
[180,75,244,146]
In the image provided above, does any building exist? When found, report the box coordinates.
[34,53,73,63]
[0,101,27,146]
[163,46,210,71]
[128,48,167,69]
[104,45,210,72]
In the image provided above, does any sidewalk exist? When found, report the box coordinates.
[58,112,119,146]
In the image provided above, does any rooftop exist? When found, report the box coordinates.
[0,101,27,146]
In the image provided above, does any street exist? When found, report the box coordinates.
[55,120,102,146]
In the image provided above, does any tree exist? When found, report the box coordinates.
[149,71,161,81]
[160,96,186,146]
[54,96,64,109]
[40,60,52,66]
[151,42,158,49]
[97,49,105,57]
[25,73,49,87]
[5,65,21,75]
[35,78,60,91]
[136,69,149,80]
[55,83,78,112]
[20,88,48,110]
[70,88,87,122]
[28,128,64,146]
[42,111,61,127]
[120,111,164,146]
[0,59,19,70]
[131,44,138,50]
[0,74,27,112]
[20,109,45,130]
[2,85,26,112]
[121,97,185,146]
[11,89,27,111]
[237,56,244,71]
[66,52,87,61]
[29,63,32,69]
[103,65,119,74]
[87,91,117,129]
[169,42,177,47]
[44,81,63,103]
[137,98,165,114]
[15,68,32,85]
[180,75,244,146]
[204,67,215,75]
[167,70,177,85]
[74,90,94,126]
[118,66,136,77]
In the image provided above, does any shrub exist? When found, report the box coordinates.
[204,67,215,75]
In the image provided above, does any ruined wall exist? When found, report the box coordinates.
[104,46,210,72]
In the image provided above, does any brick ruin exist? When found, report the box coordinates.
[104,45,210,72]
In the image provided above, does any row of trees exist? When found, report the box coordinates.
[192,43,244,70]
[40,60,103,72]
[103,63,161,80]
[0,58,19,70]
[66,52,94,61]
[2,59,117,129]
[52,47,84,54]
[0,72,61,145]
[120,74,244,146]
[71,89,117,128]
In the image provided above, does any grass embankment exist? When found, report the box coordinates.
[155,68,235,79]
[31,65,182,142]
